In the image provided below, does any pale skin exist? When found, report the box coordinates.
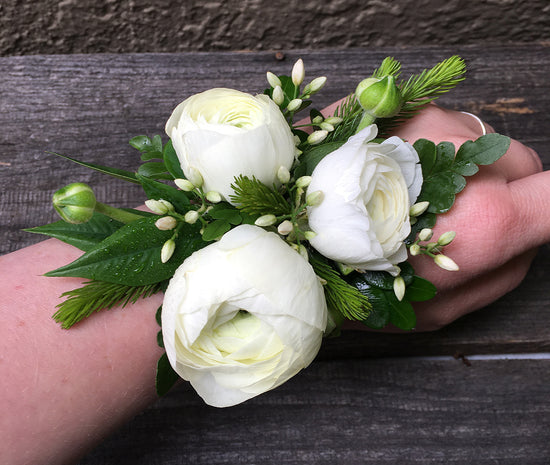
[0,104,548,464]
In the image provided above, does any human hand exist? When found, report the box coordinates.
[325,103,547,331]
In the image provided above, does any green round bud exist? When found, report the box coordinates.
[52,182,96,224]
[355,75,402,119]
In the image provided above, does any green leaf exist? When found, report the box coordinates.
[47,152,138,184]
[405,276,437,302]
[156,353,180,396]
[208,204,242,225]
[294,141,345,177]
[25,212,124,251]
[202,219,231,241]
[129,135,153,152]
[455,133,511,166]
[45,217,204,286]
[136,174,190,211]
[137,161,173,180]
[413,135,509,214]
[163,139,185,179]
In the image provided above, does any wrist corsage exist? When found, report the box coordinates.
[28,56,510,407]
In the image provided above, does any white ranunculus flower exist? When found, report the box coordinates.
[306,124,422,275]
[161,224,327,407]
[165,88,296,203]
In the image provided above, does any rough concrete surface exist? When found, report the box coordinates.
[1,0,549,56]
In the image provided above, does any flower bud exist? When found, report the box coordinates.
[323,116,343,125]
[255,214,277,227]
[184,210,199,224]
[320,122,335,132]
[266,71,282,89]
[277,220,293,235]
[161,239,176,263]
[303,76,327,95]
[295,176,312,188]
[307,130,328,145]
[410,201,430,217]
[145,199,169,215]
[174,178,195,192]
[272,85,284,106]
[434,254,459,271]
[287,98,302,112]
[437,231,456,246]
[393,276,406,302]
[306,190,324,206]
[187,167,204,189]
[409,244,421,256]
[355,75,402,119]
[292,58,305,86]
[277,165,291,184]
[304,230,317,241]
[293,135,302,146]
[155,216,177,231]
[52,182,96,224]
[158,199,175,212]
[206,191,222,204]
[418,228,433,242]
[312,115,324,125]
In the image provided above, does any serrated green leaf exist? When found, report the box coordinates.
[202,219,231,241]
[47,152,138,184]
[405,276,437,302]
[25,212,124,251]
[455,133,511,165]
[163,139,185,179]
[45,217,204,285]
[156,353,180,396]
[136,173,190,211]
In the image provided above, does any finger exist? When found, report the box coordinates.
[509,170,550,250]
[411,249,537,331]
[490,139,543,181]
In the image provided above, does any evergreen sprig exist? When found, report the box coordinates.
[372,56,402,79]
[325,94,363,143]
[53,280,164,329]
[310,254,372,321]
[230,175,291,216]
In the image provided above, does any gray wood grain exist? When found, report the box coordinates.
[1,45,549,464]
[79,358,550,465]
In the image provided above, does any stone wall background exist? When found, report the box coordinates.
[1,0,548,56]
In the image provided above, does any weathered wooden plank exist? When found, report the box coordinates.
[78,358,550,464]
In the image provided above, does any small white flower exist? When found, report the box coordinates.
[437,231,456,246]
[145,199,169,215]
[277,220,293,235]
[272,85,284,106]
[418,228,433,242]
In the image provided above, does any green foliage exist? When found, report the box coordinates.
[324,94,363,143]
[372,56,402,79]
[136,173,191,212]
[415,134,511,213]
[230,176,291,216]
[24,212,124,251]
[347,262,436,330]
[45,217,204,286]
[47,152,138,184]
[130,134,181,181]
[294,141,345,177]
[52,280,163,329]
[309,254,372,322]
[201,203,255,241]
[156,353,180,396]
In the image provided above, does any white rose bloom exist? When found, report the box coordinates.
[165,88,295,203]
[307,125,422,275]
[162,225,327,407]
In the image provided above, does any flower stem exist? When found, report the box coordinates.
[94,202,143,224]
